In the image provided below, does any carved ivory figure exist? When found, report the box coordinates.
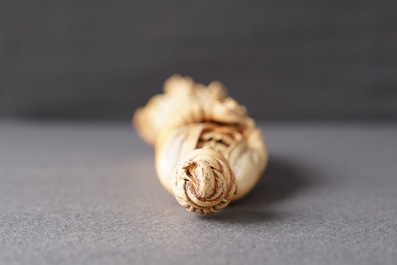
[133,75,268,214]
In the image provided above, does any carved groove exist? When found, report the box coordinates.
[133,75,268,214]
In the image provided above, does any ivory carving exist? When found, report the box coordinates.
[133,75,268,214]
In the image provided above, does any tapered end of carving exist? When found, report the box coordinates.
[171,147,237,215]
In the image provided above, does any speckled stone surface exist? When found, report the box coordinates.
[0,121,396,265]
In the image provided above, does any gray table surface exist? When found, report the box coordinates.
[0,120,396,265]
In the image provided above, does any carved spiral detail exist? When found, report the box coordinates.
[171,147,237,214]
[134,75,268,214]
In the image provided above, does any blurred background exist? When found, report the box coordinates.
[1,3,397,264]
[1,0,396,121]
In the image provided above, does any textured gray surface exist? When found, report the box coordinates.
[0,120,396,265]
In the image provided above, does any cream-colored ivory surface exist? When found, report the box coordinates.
[134,75,268,214]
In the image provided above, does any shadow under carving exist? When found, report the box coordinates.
[200,155,315,223]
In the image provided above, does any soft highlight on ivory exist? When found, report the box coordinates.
[133,75,268,214]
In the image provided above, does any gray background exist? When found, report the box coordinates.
[1,2,397,265]
[1,0,397,121]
